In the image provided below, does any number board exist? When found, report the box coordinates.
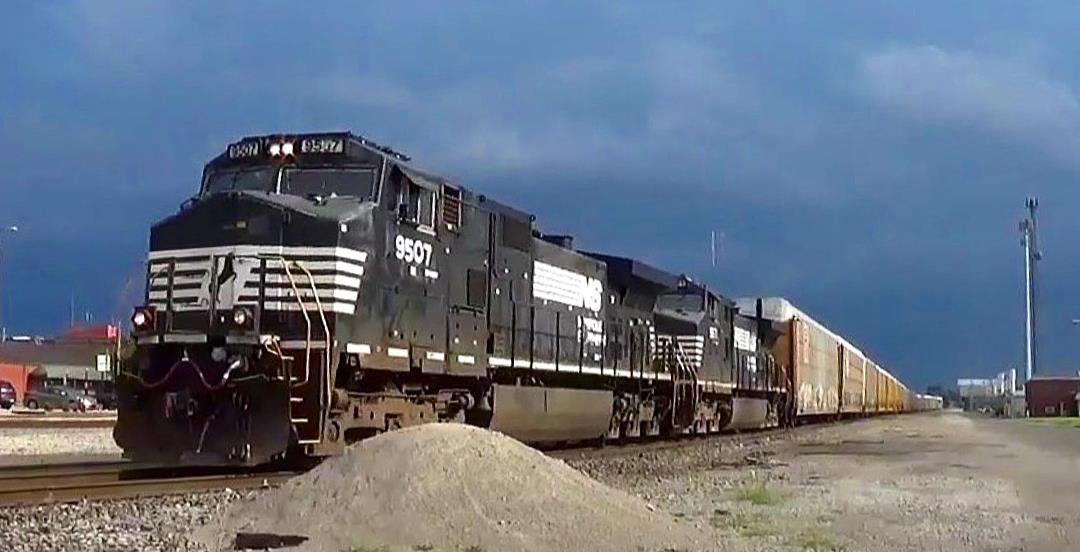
[300,137,345,154]
[228,141,260,159]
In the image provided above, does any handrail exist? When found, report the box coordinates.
[661,337,701,430]
[673,340,700,415]
[273,257,313,389]
[290,261,333,411]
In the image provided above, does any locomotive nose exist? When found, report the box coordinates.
[151,191,337,251]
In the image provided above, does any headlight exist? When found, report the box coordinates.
[268,141,294,157]
[131,307,154,329]
[232,307,252,327]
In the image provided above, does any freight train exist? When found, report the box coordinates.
[114,132,939,466]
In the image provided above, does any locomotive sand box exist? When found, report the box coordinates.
[114,131,939,466]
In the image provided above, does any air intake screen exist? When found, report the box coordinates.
[442,187,462,232]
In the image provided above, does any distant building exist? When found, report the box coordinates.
[957,371,1021,415]
[1025,377,1080,417]
[0,325,118,400]
[0,363,33,404]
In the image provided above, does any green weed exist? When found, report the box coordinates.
[732,479,785,506]
[1027,417,1080,428]
[789,528,839,551]
[710,510,778,537]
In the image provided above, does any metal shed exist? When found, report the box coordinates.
[1025,377,1080,417]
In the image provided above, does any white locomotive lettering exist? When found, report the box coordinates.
[578,316,604,346]
[227,141,259,159]
[532,261,605,313]
[395,234,434,267]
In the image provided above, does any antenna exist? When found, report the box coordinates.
[711,231,716,268]
[710,231,725,269]
[1019,196,1041,383]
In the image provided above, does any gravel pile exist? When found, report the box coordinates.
[197,423,709,552]
[0,428,122,456]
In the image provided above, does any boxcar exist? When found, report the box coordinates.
[738,297,920,420]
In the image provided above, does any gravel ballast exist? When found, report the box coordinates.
[0,490,253,552]
[4,412,1078,552]
[0,427,121,457]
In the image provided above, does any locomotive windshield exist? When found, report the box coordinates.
[203,167,277,194]
[283,167,375,199]
[202,166,376,199]
[657,291,704,313]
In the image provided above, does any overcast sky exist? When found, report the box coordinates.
[3,1,1080,389]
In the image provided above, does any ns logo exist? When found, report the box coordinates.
[582,277,603,312]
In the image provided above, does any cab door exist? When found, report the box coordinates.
[384,166,447,372]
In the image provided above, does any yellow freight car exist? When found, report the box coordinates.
[738,297,930,421]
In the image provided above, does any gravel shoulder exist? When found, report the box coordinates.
[0,427,121,457]
[3,412,1078,551]
[570,411,1080,551]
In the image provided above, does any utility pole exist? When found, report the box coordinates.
[1020,197,1041,384]
[0,225,18,340]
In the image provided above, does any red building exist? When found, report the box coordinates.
[0,362,32,403]
[1025,377,1080,417]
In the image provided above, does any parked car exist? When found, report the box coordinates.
[92,389,117,410]
[24,386,96,412]
[0,380,15,409]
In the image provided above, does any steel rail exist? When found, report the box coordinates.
[0,461,300,507]
[546,413,880,461]
[0,417,116,429]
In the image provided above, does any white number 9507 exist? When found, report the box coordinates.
[395,234,433,267]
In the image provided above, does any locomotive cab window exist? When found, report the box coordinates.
[657,291,704,313]
[398,175,436,230]
[284,167,376,199]
[707,295,722,317]
[203,167,277,195]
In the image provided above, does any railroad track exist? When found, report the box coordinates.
[0,415,896,507]
[546,415,881,461]
[0,461,300,507]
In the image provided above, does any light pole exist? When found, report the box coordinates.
[0,225,18,341]
[1020,198,1041,383]
[1073,319,1080,375]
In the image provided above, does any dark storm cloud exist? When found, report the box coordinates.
[858,45,1080,169]
[3,1,1080,388]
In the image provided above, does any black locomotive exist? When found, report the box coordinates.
[115,132,786,465]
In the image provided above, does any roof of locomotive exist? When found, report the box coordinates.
[205,131,535,224]
[581,252,679,290]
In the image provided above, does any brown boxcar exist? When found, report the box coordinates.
[864,361,880,413]
[740,297,918,419]
[795,318,841,415]
[841,347,865,413]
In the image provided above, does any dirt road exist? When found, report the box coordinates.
[572,411,1080,551]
